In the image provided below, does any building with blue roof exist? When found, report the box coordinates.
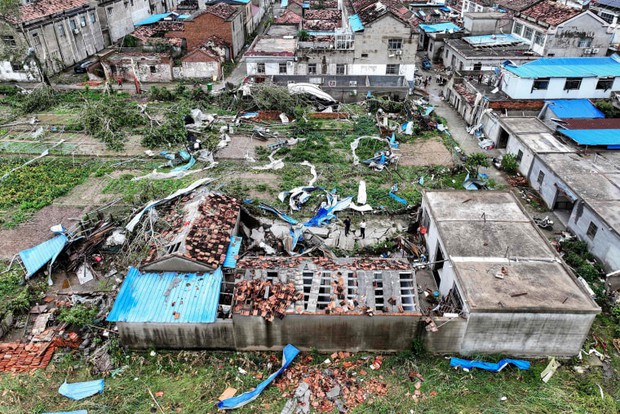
[501,55,620,100]
[418,22,462,63]
[539,100,606,126]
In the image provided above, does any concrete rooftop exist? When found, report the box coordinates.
[515,132,576,154]
[499,116,549,135]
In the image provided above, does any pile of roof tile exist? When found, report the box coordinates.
[0,332,80,373]
[275,352,388,412]
[453,83,476,106]
[185,194,240,266]
[237,256,411,271]
[233,280,303,321]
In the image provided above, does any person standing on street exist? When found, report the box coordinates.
[360,219,366,239]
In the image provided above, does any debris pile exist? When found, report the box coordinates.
[0,331,80,373]
[276,353,388,413]
[233,280,303,321]
[237,257,411,271]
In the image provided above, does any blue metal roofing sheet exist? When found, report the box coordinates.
[281,0,288,6]
[419,22,460,33]
[546,100,605,119]
[223,236,242,268]
[559,129,620,146]
[107,267,222,323]
[504,55,620,78]
[135,12,173,26]
[19,234,68,277]
[348,14,364,32]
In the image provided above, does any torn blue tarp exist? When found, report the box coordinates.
[304,206,331,228]
[43,411,87,414]
[450,357,530,372]
[218,344,300,410]
[389,132,399,149]
[303,196,352,228]
[290,226,305,250]
[463,172,488,190]
[171,156,196,172]
[58,379,104,401]
[223,236,242,268]
[422,106,434,117]
[258,203,298,225]
[19,234,69,278]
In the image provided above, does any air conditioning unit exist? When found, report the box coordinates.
[592,48,600,54]
[328,80,336,87]
[584,48,592,54]
[73,28,80,35]
[80,21,86,27]
[396,50,403,55]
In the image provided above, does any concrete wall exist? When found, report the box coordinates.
[118,320,235,349]
[422,316,467,354]
[501,72,620,100]
[528,156,563,208]
[442,44,536,72]
[97,0,151,44]
[461,312,596,356]
[178,60,220,79]
[568,200,620,272]
[0,22,39,81]
[505,134,535,177]
[246,59,294,75]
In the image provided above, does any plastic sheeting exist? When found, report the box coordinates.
[450,357,530,372]
[258,203,299,225]
[218,344,300,409]
[357,180,367,205]
[58,379,104,400]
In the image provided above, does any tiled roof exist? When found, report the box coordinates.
[132,22,185,47]
[274,9,302,24]
[206,2,240,20]
[304,9,342,21]
[520,0,582,26]
[18,0,89,24]
[355,0,412,26]
[453,82,476,106]
[237,256,412,270]
[494,0,542,12]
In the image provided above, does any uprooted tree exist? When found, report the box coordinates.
[465,152,490,178]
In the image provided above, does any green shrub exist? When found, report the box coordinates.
[20,86,58,113]
[57,304,98,328]
[148,86,175,102]
[501,153,519,175]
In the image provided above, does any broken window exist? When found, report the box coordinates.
[516,150,523,163]
[336,64,345,75]
[537,170,545,185]
[150,65,157,73]
[473,62,482,71]
[387,38,402,50]
[2,35,16,46]
[257,63,265,73]
[107,6,113,15]
[523,26,533,40]
[513,22,523,36]
[317,272,332,310]
[399,272,415,312]
[361,53,368,58]
[533,31,544,46]
[302,271,313,310]
[279,63,287,74]
[308,63,317,74]
[373,273,384,312]
[586,222,598,239]
[596,77,614,91]
[532,78,549,91]
[564,77,582,91]
[57,24,66,37]
[386,64,399,75]
[578,37,593,48]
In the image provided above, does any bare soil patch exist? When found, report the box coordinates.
[398,137,454,166]
[215,135,265,160]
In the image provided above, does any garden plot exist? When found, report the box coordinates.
[398,137,454,167]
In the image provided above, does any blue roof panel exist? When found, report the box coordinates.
[546,100,605,119]
[419,22,460,33]
[559,129,620,146]
[19,234,68,277]
[107,267,222,323]
[135,12,173,26]
[504,55,620,78]
[223,236,242,268]
[348,14,364,32]
[281,0,288,6]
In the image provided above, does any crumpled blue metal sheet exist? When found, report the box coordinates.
[223,236,243,268]
[19,234,69,278]
[218,344,300,409]
[258,203,298,225]
[450,357,530,372]
[58,379,104,400]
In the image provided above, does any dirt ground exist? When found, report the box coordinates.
[53,176,117,208]
[0,205,84,259]
[398,137,454,166]
[223,171,280,199]
[215,134,265,160]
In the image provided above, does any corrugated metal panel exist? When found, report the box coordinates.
[281,0,288,6]
[135,12,173,26]
[558,129,620,146]
[223,236,243,268]
[546,99,605,119]
[419,22,460,33]
[19,234,68,277]
[504,56,620,78]
[107,267,222,323]
[348,14,364,32]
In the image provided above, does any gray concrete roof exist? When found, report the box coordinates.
[424,190,599,313]
[499,116,550,135]
[515,132,576,154]
[445,38,533,59]
[453,261,598,311]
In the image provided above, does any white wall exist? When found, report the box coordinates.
[502,73,620,100]
[506,135,535,177]
[528,156,563,209]
[0,61,37,81]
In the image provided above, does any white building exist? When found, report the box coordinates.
[500,55,620,100]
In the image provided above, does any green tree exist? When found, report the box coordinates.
[501,153,519,175]
[465,152,490,177]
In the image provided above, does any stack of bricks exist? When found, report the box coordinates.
[233,280,303,322]
[185,194,240,267]
[0,342,56,373]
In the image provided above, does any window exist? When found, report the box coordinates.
[523,26,533,40]
[533,31,544,46]
[278,63,287,74]
[149,65,156,73]
[10,62,23,71]
[513,22,523,36]
[578,37,593,48]
[90,12,97,23]
[336,64,345,75]
[387,38,402,50]
[516,150,523,163]
[2,35,16,46]
[80,15,87,27]
[386,64,399,75]
[69,19,77,30]
[537,171,545,185]
[564,77,582,91]
[532,77,549,91]
[599,12,616,24]
[586,222,598,239]
[107,7,113,15]
[361,53,368,58]
[57,24,66,37]
[308,63,317,74]
[31,32,41,46]
[596,77,614,91]
[473,62,482,71]
[257,63,265,74]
